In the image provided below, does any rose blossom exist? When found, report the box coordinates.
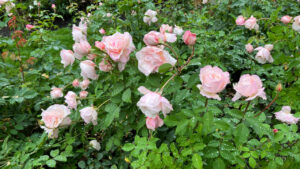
[160,24,173,33]
[80,60,99,80]
[292,16,300,33]
[73,40,91,60]
[87,54,96,60]
[26,24,34,31]
[89,140,101,151]
[99,28,105,34]
[50,87,63,99]
[174,25,183,35]
[80,107,98,125]
[72,79,80,87]
[102,32,135,71]
[60,49,75,68]
[80,79,90,90]
[40,104,71,138]
[236,15,245,26]
[5,2,14,14]
[244,16,259,31]
[196,65,230,100]
[95,41,105,50]
[106,13,112,17]
[146,115,164,131]
[143,9,158,25]
[280,15,292,24]
[254,44,274,64]
[245,43,254,53]
[79,91,88,98]
[202,0,208,4]
[51,4,56,9]
[143,31,164,46]
[275,106,299,124]
[136,46,176,76]
[137,86,173,117]
[99,59,112,72]
[72,18,87,43]
[183,30,196,45]
[273,129,278,133]
[232,74,266,101]
[64,91,77,109]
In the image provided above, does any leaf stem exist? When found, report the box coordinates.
[244,100,251,113]
[96,99,110,110]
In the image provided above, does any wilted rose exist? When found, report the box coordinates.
[146,115,164,131]
[275,106,299,124]
[60,49,75,68]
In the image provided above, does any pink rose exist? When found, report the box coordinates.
[236,15,245,26]
[174,25,183,35]
[50,87,63,99]
[254,45,273,64]
[60,49,75,68]
[245,43,254,53]
[26,24,34,31]
[37,2,41,6]
[99,2,103,6]
[292,16,300,33]
[95,41,105,50]
[99,28,106,34]
[143,31,164,46]
[79,91,88,98]
[51,4,56,9]
[80,107,98,125]
[143,9,158,25]
[183,30,196,45]
[80,79,90,90]
[136,46,176,76]
[137,86,173,117]
[72,79,80,87]
[244,16,259,31]
[41,104,71,138]
[99,59,113,72]
[202,0,208,4]
[106,13,112,17]
[87,54,96,60]
[102,32,135,71]
[64,91,77,109]
[80,60,98,80]
[232,74,266,101]
[273,129,278,133]
[160,24,173,33]
[73,40,91,60]
[72,18,87,43]
[146,115,164,131]
[281,15,292,24]
[275,106,299,124]
[196,65,230,100]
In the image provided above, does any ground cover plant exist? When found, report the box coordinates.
[0,0,300,168]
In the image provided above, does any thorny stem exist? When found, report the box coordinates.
[255,92,279,117]
[96,99,110,110]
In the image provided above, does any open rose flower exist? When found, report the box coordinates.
[95,41,105,50]
[60,49,75,68]
[136,46,176,76]
[146,115,164,131]
[281,15,292,24]
[174,25,183,35]
[40,104,72,138]
[73,40,91,60]
[50,87,63,99]
[143,31,164,46]
[197,65,230,100]
[79,91,88,98]
[137,86,173,117]
[80,60,99,80]
[80,107,98,125]
[72,18,87,43]
[244,16,259,31]
[275,106,299,124]
[232,74,266,101]
[245,43,254,53]
[99,59,112,72]
[160,24,173,33]
[89,140,101,151]
[254,44,274,64]
[80,79,90,90]
[292,16,300,33]
[143,9,158,25]
[64,91,77,109]
[183,30,196,45]
[72,79,80,87]
[102,32,135,71]
[236,15,245,25]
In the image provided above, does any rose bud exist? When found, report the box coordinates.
[273,129,278,133]
[245,43,254,53]
[236,15,245,26]
[280,15,292,24]
[183,30,196,45]
[72,79,80,87]
[276,83,282,92]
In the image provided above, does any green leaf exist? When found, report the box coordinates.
[202,111,214,136]
[50,149,59,157]
[175,119,189,136]
[46,159,56,168]
[54,155,67,162]
[234,124,249,146]
[78,161,86,169]
[213,158,225,169]
[122,88,131,103]
[249,157,256,168]
[103,103,120,128]
[275,157,283,166]
[192,154,203,169]
[122,143,135,151]
[158,63,173,73]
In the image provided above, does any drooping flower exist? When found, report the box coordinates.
[183,30,196,45]
[143,31,164,46]
[40,104,72,138]
[102,32,135,71]
[196,65,230,100]
[50,87,63,99]
[79,91,88,98]
[72,18,87,43]
[99,59,112,72]
[254,44,274,64]
[236,15,246,26]
[245,43,254,53]
[80,79,90,90]
[137,86,173,117]
[73,40,91,60]
[292,16,300,33]
[174,25,183,35]
[280,15,292,24]
[232,74,266,101]
[136,46,176,76]
[64,91,77,109]
[143,9,158,25]
[146,115,164,131]
[275,106,299,124]
[89,140,101,151]
[244,16,259,31]
[80,60,98,80]
[60,49,75,68]
[80,107,98,125]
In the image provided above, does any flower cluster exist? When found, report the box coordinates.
[236,15,259,31]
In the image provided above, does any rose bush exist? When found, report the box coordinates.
[0,0,299,169]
